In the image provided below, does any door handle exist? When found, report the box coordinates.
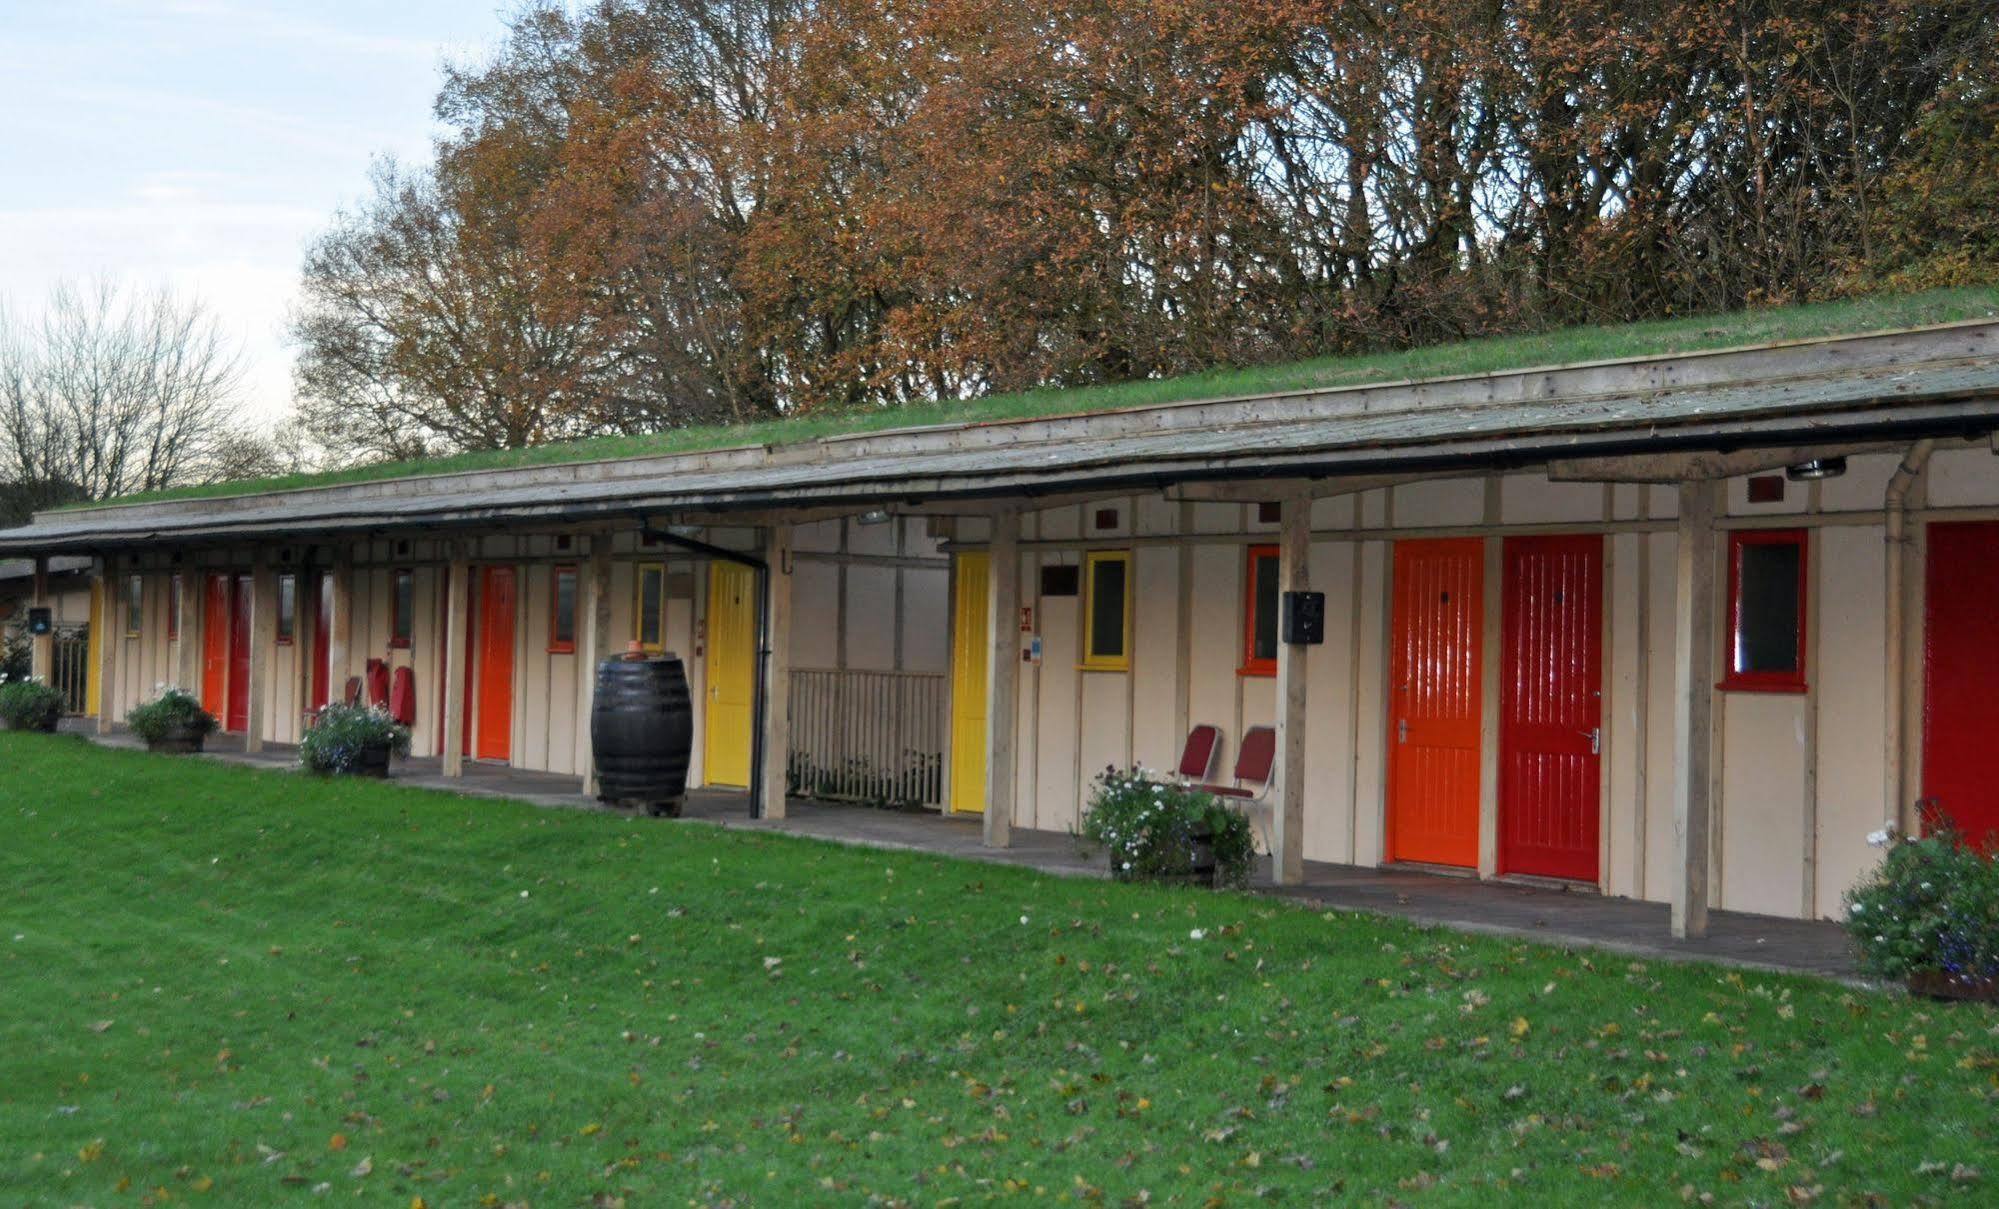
[1581,726,1600,755]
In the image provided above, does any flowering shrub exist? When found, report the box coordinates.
[299,702,411,775]
[0,675,63,732]
[126,685,218,744]
[1844,814,1999,986]
[1080,766,1255,889]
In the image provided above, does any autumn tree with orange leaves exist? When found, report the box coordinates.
[291,0,1999,461]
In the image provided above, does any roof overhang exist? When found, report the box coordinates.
[3,319,1996,555]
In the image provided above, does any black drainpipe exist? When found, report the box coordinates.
[638,521,772,820]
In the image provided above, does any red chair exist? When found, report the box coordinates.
[1174,724,1222,784]
[1197,725,1275,801]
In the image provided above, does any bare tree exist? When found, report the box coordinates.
[0,279,248,501]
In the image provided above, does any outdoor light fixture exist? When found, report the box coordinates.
[664,523,702,537]
[857,508,893,525]
[1785,457,1847,482]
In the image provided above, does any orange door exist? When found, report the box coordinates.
[200,573,229,718]
[1387,538,1484,868]
[474,566,516,762]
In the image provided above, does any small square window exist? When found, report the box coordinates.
[635,563,665,651]
[390,568,415,648]
[1079,551,1131,671]
[168,573,182,642]
[125,573,144,637]
[276,573,297,645]
[1721,529,1807,692]
[549,565,579,653]
[1240,544,1280,676]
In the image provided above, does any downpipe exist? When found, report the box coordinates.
[1883,439,1935,838]
[639,522,772,820]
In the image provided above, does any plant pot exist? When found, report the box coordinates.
[341,740,393,779]
[146,723,207,754]
[1109,826,1221,887]
[1907,969,1999,1003]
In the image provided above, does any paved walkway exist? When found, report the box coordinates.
[67,723,1860,981]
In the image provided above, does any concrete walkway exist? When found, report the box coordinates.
[68,722,1860,981]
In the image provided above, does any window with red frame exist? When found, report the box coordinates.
[1240,544,1280,677]
[549,564,578,653]
[1722,529,1807,692]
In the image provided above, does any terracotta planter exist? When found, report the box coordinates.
[146,723,208,754]
[1907,969,1999,1003]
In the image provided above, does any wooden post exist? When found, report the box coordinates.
[1671,481,1718,940]
[1271,496,1311,885]
[95,555,118,734]
[580,532,613,797]
[441,548,470,778]
[758,524,793,820]
[983,510,1021,849]
[29,555,52,684]
[245,556,275,754]
[325,549,352,705]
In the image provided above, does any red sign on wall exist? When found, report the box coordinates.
[1019,606,1034,633]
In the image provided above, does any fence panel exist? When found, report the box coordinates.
[51,624,89,715]
[787,668,946,808]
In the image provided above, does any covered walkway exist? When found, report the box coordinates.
[67,722,1859,981]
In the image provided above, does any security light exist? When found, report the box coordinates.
[857,508,892,525]
[1785,457,1847,481]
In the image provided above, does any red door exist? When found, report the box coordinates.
[1924,522,1999,848]
[310,573,332,711]
[1499,536,1603,880]
[474,566,516,762]
[1387,539,1484,868]
[226,574,252,732]
[200,573,229,717]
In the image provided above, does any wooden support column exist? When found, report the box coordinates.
[580,532,614,798]
[1272,495,1311,885]
[95,555,119,734]
[758,524,793,820]
[325,549,352,704]
[1670,481,1719,940]
[441,547,471,778]
[982,510,1021,849]
[29,556,52,684]
[244,556,275,754]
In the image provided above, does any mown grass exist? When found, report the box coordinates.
[85,284,1999,510]
[1,732,1993,1205]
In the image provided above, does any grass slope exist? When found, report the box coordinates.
[88,284,1999,510]
[1,733,1993,1205]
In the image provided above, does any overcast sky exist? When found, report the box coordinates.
[0,0,519,426]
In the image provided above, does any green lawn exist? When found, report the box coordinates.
[82,283,1999,510]
[1,734,1993,1205]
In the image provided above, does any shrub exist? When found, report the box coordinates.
[1844,816,1999,986]
[299,702,411,775]
[1080,766,1256,889]
[0,676,64,732]
[126,686,218,744]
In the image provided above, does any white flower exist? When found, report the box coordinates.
[1019,915,1029,926]
[519,890,530,898]
[1866,828,1892,848]
[1850,902,1865,915]
[1188,928,1206,941]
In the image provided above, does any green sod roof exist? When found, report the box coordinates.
[93,284,1999,509]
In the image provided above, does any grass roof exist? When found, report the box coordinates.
[88,284,1999,509]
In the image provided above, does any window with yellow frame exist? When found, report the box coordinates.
[634,562,666,651]
[1079,550,1132,671]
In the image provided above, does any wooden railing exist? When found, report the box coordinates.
[787,668,946,809]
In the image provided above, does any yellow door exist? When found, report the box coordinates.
[703,561,756,788]
[84,578,103,718]
[948,551,991,813]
